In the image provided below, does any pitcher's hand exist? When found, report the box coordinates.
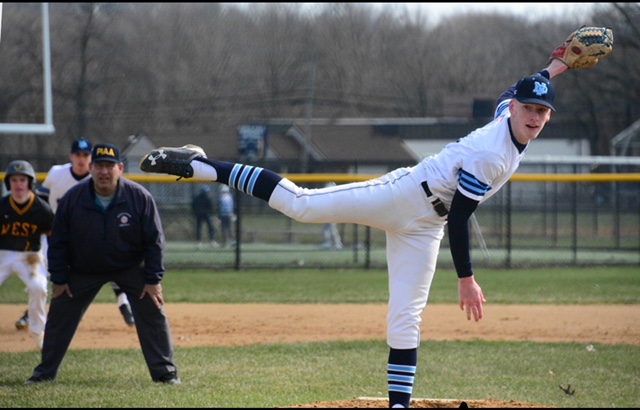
[458,276,486,321]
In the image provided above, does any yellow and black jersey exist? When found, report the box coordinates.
[0,193,54,252]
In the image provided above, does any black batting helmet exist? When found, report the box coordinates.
[4,160,36,191]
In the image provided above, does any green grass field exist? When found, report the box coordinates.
[0,267,638,407]
[159,240,640,270]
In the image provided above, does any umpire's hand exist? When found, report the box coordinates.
[141,283,164,309]
[51,283,73,299]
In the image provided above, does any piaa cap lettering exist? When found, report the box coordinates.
[92,143,121,163]
[514,73,556,112]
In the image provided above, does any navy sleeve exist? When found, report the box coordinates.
[35,185,50,204]
[141,189,166,285]
[447,189,479,278]
[47,194,72,285]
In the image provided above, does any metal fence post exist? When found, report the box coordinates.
[506,181,512,268]
[234,189,241,271]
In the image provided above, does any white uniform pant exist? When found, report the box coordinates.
[0,250,48,335]
[268,165,447,349]
[322,223,342,248]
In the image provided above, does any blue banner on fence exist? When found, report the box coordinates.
[237,125,268,159]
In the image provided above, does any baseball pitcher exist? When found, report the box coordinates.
[139,26,612,408]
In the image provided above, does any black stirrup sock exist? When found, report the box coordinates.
[387,347,417,408]
[196,158,282,202]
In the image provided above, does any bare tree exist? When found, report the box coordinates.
[1,2,637,162]
[554,3,640,155]
[0,4,50,161]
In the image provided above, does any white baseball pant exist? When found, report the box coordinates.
[0,250,49,335]
[268,165,447,349]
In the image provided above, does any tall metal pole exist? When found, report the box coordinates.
[302,60,316,173]
[0,3,55,135]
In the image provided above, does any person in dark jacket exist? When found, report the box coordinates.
[191,186,218,249]
[25,143,180,385]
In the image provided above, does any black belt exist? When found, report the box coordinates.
[421,181,449,217]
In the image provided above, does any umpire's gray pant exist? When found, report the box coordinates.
[31,266,177,382]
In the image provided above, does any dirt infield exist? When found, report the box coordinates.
[283,397,556,408]
[2,303,638,408]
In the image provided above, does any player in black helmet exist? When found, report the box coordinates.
[0,160,54,350]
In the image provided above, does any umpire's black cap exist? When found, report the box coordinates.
[91,143,121,163]
[514,73,556,112]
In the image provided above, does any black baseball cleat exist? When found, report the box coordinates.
[15,310,29,330]
[157,372,182,385]
[119,304,135,327]
[24,376,53,385]
[139,144,206,179]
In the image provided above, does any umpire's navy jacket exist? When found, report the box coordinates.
[48,177,166,285]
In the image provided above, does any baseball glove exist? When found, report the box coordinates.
[549,26,614,70]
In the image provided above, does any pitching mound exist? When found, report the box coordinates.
[284,397,555,408]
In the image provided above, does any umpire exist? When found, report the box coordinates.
[26,143,180,385]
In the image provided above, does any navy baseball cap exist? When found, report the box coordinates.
[514,73,556,112]
[91,143,121,163]
[71,139,92,154]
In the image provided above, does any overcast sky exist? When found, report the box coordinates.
[228,3,595,23]
[384,2,593,22]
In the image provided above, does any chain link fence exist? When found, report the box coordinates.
[132,168,640,271]
[2,158,638,270]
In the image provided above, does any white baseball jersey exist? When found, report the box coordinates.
[36,163,91,213]
[36,163,91,270]
[421,98,522,207]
